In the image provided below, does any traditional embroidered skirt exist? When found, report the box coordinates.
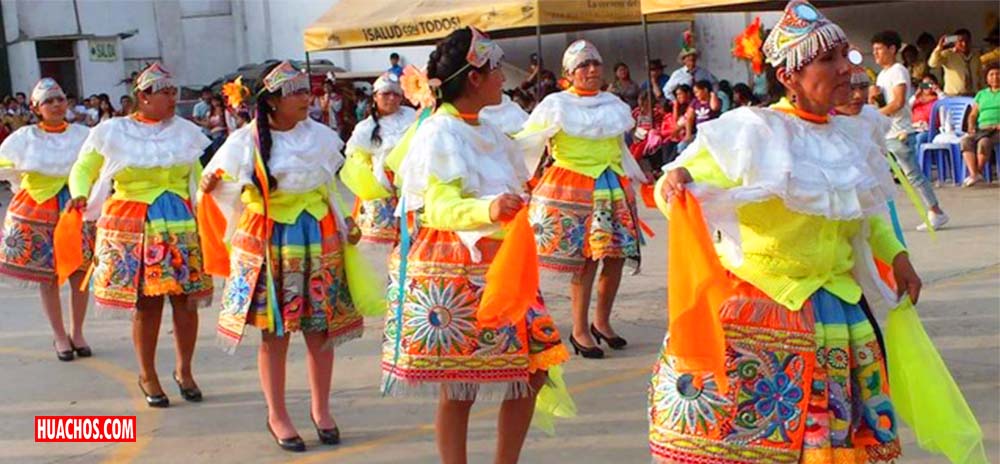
[529,166,641,274]
[648,285,901,464]
[381,228,569,400]
[217,209,363,351]
[0,187,95,285]
[354,195,399,245]
[91,192,213,313]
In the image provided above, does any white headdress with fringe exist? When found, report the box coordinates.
[762,0,847,71]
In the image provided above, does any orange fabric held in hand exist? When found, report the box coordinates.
[198,192,231,277]
[478,207,539,328]
[53,209,83,285]
[667,191,733,394]
[875,258,897,292]
[641,183,658,208]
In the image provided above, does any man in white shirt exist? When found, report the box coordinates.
[872,30,948,231]
[663,49,718,100]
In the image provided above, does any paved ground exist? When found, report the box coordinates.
[0,185,997,464]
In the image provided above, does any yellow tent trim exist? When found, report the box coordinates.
[640,0,890,14]
[305,0,692,51]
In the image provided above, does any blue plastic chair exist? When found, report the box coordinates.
[917,97,973,185]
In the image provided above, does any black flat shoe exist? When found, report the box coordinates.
[54,341,74,362]
[590,324,628,350]
[137,379,169,408]
[569,335,604,359]
[172,371,203,402]
[70,341,92,358]
[267,420,306,452]
[311,414,341,445]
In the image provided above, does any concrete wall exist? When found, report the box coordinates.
[75,38,127,100]
[7,41,39,96]
[179,15,238,86]
[14,0,76,38]
[78,1,160,60]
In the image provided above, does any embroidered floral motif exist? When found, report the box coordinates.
[405,280,478,354]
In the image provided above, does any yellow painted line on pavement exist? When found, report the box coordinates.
[291,366,651,464]
[0,347,159,464]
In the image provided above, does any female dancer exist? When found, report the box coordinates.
[649,2,919,461]
[0,78,92,361]
[200,61,363,452]
[68,63,213,407]
[520,40,647,358]
[340,72,416,245]
[384,27,568,464]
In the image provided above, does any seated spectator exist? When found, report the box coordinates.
[0,121,10,145]
[629,91,667,169]
[661,84,693,162]
[960,63,1000,186]
[929,29,982,96]
[716,80,733,113]
[118,95,134,116]
[609,62,640,109]
[683,80,720,148]
[642,59,669,105]
[910,74,941,145]
[732,83,757,107]
[235,110,251,128]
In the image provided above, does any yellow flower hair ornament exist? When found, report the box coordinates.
[400,65,440,110]
[222,76,250,109]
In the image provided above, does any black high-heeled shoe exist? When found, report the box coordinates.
[569,335,604,359]
[137,378,169,408]
[590,324,628,350]
[311,414,341,445]
[172,371,202,402]
[267,420,306,452]
[69,340,92,358]
[53,341,74,362]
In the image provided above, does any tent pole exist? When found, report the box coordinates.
[535,23,543,106]
[305,51,312,75]
[641,14,652,117]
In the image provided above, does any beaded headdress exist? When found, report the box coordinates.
[762,0,848,71]
[562,40,603,73]
[135,62,176,93]
[261,61,310,96]
[373,72,403,95]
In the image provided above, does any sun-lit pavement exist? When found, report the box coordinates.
[1,184,997,464]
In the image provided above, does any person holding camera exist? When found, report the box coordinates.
[929,29,982,96]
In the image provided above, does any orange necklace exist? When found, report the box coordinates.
[38,121,68,133]
[776,105,829,124]
[456,112,479,124]
[132,112,162,125]
[570,87,599,97]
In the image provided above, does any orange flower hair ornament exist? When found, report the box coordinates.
[733,17,765,74]
[222,76,250,109]
[400,64,440,110]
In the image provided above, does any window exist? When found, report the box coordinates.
[36,40,79,97]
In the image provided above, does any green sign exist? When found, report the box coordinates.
[89,39,117,62]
